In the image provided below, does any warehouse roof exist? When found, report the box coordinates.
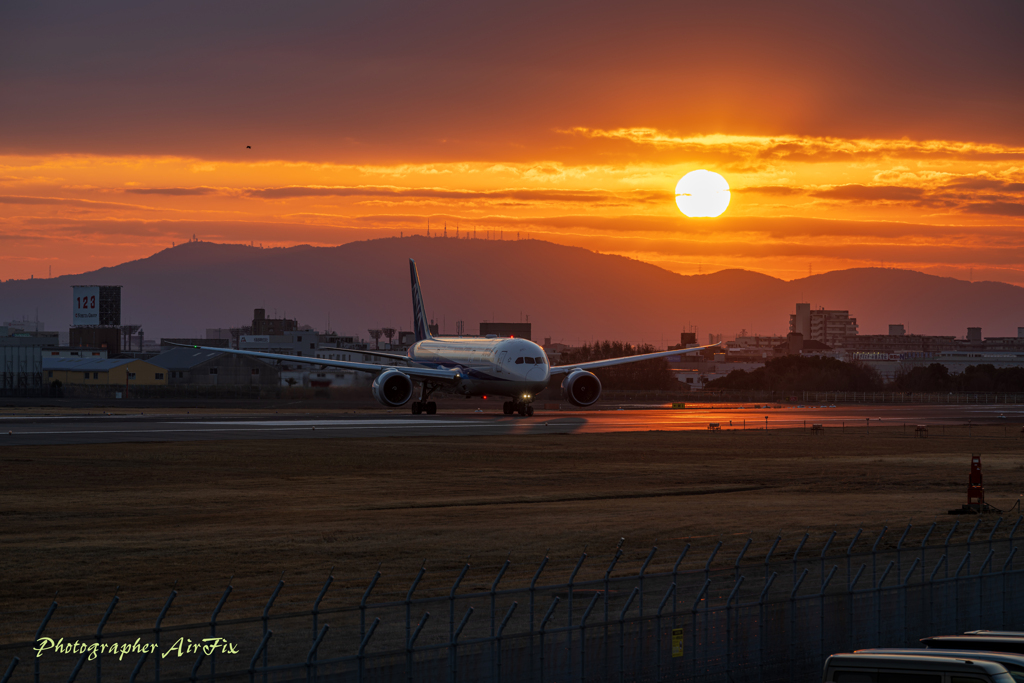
[43,357,137,371]
[148,347,225,370]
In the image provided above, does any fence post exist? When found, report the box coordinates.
[637,545,657,679]
[672,545,690,635]
[897,524,912,579]
[305,625,328,683]
[357,618,379,683]
[360,568,381,642]
[603,540,623,682]
[405,562,426,680]
[496,603,516,683]
[2,658,18,683]
[618,588,639,683]
[848,564,866,649]
[531,554,549,683]
[128,653,148,683]
[735,539,752,582]
[875,561,894,646]
[1003,548,1018,629]
[979,550,994,631]
[248,631,272,683]
[758,572,778,683]
[955,553,971,633]
[539,598,559,683]
[492,558,511,642]
[690,580,710,679]
[789,569,808,682]
[920,522,936,584]
[449,561,470,644]
[846,529,862,589]
[793,533,809,587]
[655,583,675,683]
[820,531,836,588]
[153,586,176,683]
[579,593,600,683]
[988,518,1003,561]
[565,550,586,683]
[944,521,960,581]
[725,576,745,681]
[32,593,58,683]
[450,607,473,683]
[408,612,430,683]
[928,555,947,633]
[871,526,888,588]
[901,558,920,646]
[261,576,284,683]
[967,519,981,574]
[819,566,838,667]
[705,541,722,585]
[765,534,782,582]
[206,579,232,681]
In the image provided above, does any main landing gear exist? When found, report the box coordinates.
[411,401,436,415]
[503,400,534,417]
[412,381,439,415]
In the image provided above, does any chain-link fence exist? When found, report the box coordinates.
[3,519,1023,683]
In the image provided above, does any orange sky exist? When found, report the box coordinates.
[2,1,1023,284]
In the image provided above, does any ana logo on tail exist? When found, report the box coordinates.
[409,259,432,342]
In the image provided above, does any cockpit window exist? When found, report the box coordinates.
[515,357,524,364]
[524,357,535,364]
[535,356,545,365]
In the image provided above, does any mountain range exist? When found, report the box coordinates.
[1,237,1021,345]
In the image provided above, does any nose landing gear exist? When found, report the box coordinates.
[503,400,534,416]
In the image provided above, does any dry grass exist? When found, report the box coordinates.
[2,425,1023,640]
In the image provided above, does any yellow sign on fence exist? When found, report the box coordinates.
[671,402,686,409]
[671,627,684,657]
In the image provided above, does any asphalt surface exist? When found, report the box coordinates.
[2,402,1023,446]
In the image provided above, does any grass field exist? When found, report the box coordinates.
[3,424,1024,641]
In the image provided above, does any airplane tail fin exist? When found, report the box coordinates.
[410,259,433,342]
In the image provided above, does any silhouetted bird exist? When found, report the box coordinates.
[246,145,251,149]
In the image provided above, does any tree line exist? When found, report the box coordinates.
[547,341,676,390]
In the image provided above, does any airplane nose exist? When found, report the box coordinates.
[527,366,544,381]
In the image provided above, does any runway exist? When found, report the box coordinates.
[2,402,1023,446]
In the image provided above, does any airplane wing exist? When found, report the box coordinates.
[549,343,721,375]
[167,344,461,381]
[328,347,417,364]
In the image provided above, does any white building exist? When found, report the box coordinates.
[790,303,858,347]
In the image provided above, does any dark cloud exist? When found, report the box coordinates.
[123,187,218,196]
[0,195,138,210]
[734,186,804,196]
[246,185,644,204]
[810,185,926,202]
[1,1,1022,161]
[962,202,1024,217]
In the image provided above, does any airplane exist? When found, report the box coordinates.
[175,259,720,416]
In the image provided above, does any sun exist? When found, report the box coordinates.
[675,170,731,218]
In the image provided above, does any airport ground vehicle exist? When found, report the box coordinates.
[822,652,1015,682]
[922,636,1024,656]
[858,649,1024,681]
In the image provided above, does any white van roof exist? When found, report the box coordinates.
[826,652,1009,676]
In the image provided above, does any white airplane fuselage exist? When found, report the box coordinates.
[408,336,550,399]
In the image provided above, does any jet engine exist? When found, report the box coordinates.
[561,369,602,407]
[372,369,414,407]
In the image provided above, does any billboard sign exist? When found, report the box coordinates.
[73,286,100,325]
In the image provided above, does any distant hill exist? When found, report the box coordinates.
[1,237,1021,344]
